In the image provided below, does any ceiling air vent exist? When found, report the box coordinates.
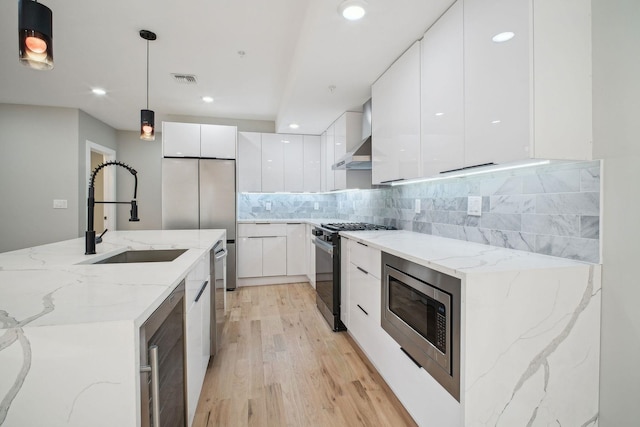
[171,73,197,84]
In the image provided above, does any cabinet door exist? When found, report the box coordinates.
[283,134,304,192]
[306,225,316,287]
[320,132,327,192]
[237,237,263,278]
[262,236,287,276]
[464,0,530,166]
[325,124,335,191]
[162,122,201,157]
[185,298,203,426]
[261,133,285,192]
[200,124,237,159]
[333,115,347,191]
[303,135,321,192]
[371,42,422,184]
[200,277,211,373]
[238,132,262,192]
[421,0,465,176]
[286,223,306,276]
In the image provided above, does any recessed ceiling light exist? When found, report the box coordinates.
[92,88,106,96]
[289,123,299,129]
[435,112,444,116]
[491,120,501,124]
[338,0,367,21]
[492,32,515,43]
[202,96,214,103]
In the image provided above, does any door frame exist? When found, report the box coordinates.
[85,141,117,231]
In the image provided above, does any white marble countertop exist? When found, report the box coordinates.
[339,229,592,278]
[0,229,225,328]
[237,218,346,226]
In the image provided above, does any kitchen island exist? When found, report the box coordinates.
[0,230,225,427]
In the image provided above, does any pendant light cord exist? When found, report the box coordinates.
[146,39,149,109]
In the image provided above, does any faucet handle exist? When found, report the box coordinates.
[95,228,108,244]
[129,200,140,222]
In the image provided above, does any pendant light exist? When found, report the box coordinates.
[18,0,53,70]
[140,30,156,141]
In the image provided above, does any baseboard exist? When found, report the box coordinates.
[237,275,309,287]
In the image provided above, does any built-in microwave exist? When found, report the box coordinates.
[381,252,461,401]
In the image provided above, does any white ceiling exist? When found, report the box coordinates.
[0,0,454,135]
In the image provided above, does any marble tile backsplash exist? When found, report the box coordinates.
[238,160,601,263]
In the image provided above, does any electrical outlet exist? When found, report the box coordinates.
[414,199,421,214]
[467,196,482,216]
[265,201,272,211]
[314,202,319,210]
[53,199,68,209]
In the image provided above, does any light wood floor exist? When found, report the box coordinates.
[193,282,417,427]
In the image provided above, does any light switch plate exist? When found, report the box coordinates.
[414,199,421,213]
[53,199,68,209]
[265,201,272,211]
[467,196,482,216]
[314,202,319,210]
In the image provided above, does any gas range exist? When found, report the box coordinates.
[320,222,397,233]
[312,222,395,332]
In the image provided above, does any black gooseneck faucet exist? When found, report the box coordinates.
[85,161,140,255]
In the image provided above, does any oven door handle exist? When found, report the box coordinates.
[313,238,334,256]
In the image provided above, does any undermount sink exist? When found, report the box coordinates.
[91,249,187,264]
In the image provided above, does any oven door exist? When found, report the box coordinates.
[314,237,336,316]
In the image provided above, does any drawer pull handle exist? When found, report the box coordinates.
[357,304,368,316]
[357,266,368,275]
[195,280,209,302]
[400,347,422,369]
[357,241,368,247]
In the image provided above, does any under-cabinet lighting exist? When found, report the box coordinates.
[389,160,552,186]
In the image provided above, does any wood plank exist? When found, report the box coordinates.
[195,283,417,427]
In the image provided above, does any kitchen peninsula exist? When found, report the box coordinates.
[0,230,225,427]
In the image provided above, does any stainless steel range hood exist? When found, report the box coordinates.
[332,98,372,171]
[332,136,371,170]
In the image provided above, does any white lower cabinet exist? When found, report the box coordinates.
[184,253,211,427]
[262,236,287,276]
[237,224,287,278]
[306,224,316,288]
[344,240,461,426]
[286,223,306,276]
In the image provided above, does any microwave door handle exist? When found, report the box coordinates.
[313,238,334,256]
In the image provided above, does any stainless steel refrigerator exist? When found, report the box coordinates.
[161,158,237,290]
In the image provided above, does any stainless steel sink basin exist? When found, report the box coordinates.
[91,249,187,264]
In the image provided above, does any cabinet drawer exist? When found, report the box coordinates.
[348,263,381,323]
[349,240,381,279]
[238,223,287,237]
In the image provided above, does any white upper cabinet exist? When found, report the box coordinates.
[421,0,465,176]
[303,135,321,193]
[325,124,335,191]
[464,0,592,166]
[238,132,262,192]
[283,134,304,192]
[162,122,200,157]
[261,133,285,192]
[163,122,238,159]
[200,124,237,159]
[320,132,327,192]
[372,41,422,185]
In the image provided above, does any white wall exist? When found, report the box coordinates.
[115,130,163,230]
[0,104,80,252]
[592,0,640,425]
[77,109,117,235]
[165,114,276,133]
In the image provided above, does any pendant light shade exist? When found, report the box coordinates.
[18,0,53,70]
[140,109,155,141]
[139,30,156,141]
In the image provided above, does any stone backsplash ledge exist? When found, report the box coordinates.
[238,160,601,263]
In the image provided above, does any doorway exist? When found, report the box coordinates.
[86,141,116,233]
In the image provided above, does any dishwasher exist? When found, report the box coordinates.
[140,281,186,427]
